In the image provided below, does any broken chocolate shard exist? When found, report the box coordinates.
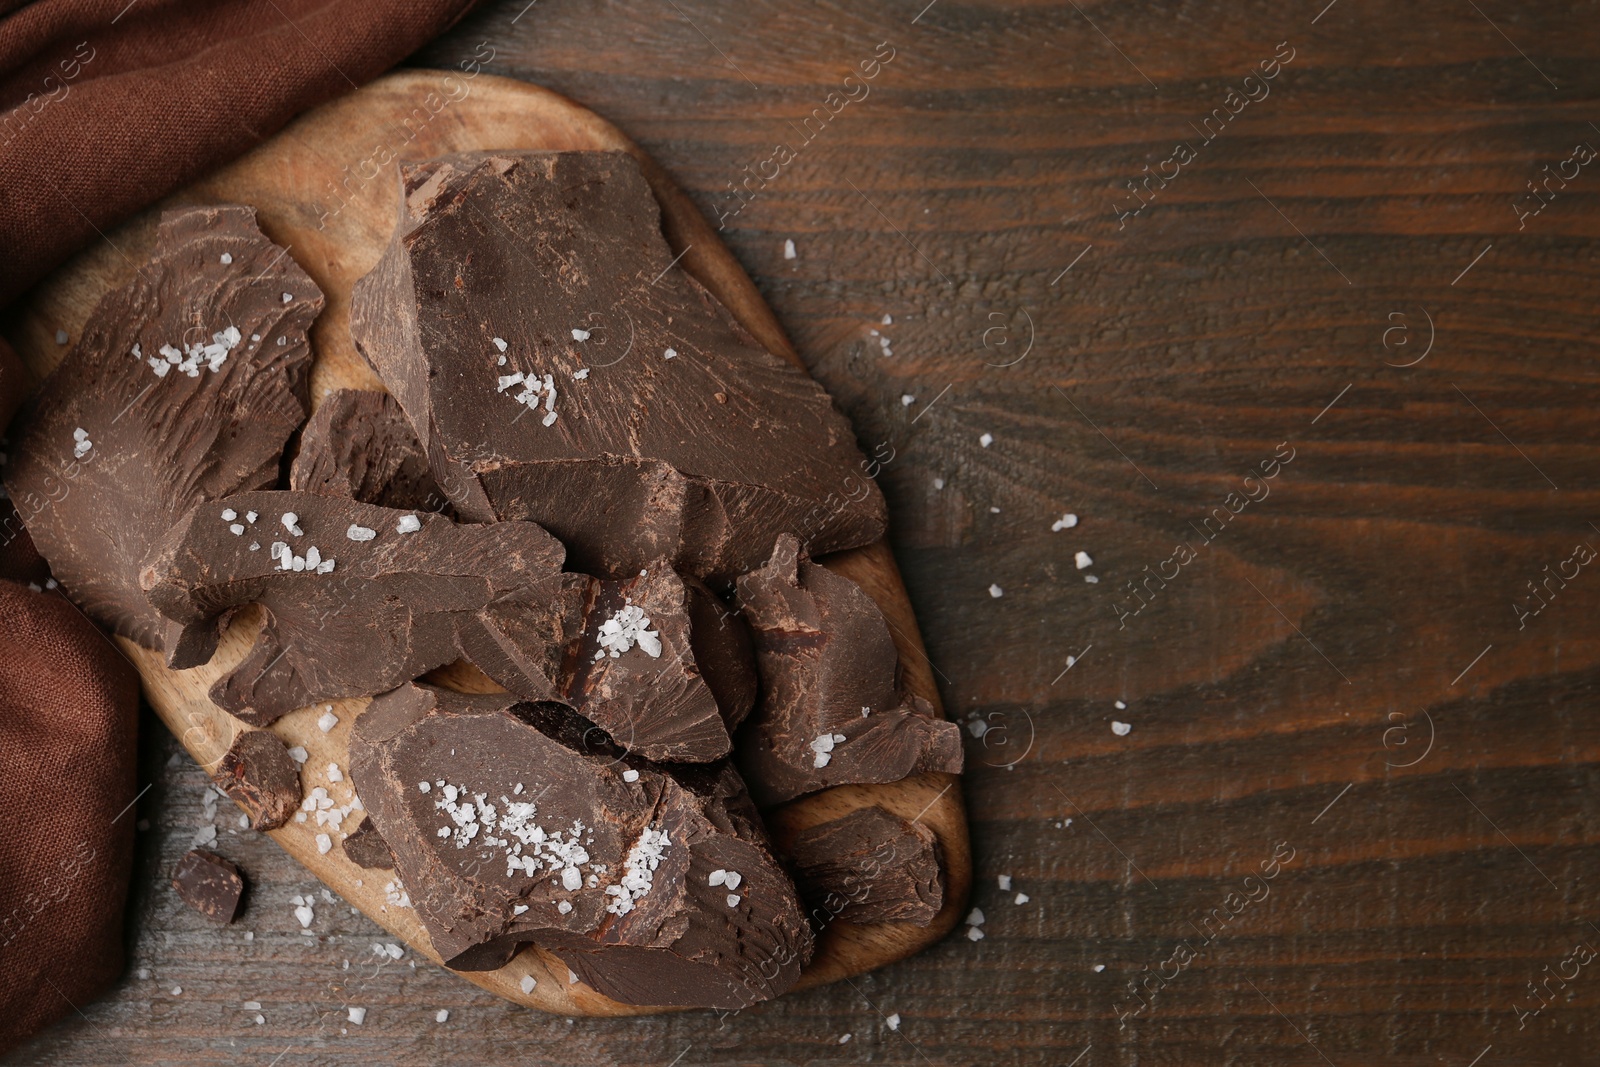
[349,682,813,1008]
[350,150,886,584]
[471,564,755,763]
[788,805,944,927]
[211,729,301,831]
[141,489,568,726]
[342,816,396,869]
[289,388,444,512]
[3,205,322,649]
[734,535,963,805]
[173,848,245,923]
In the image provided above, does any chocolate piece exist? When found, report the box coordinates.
[145,490,752,759]
[172,848,245,923]
[141,489,570,726]
[467,565,755,762]
[734,535,963,805]
[3,205,321,650]
[342,816,396,869]
[788,805,944,926]
[210,729,301,830]
[289,388,444,512]
[350,151,887,584]
[349,682,813,1008]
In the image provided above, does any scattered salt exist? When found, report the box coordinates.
[346,524,376,542]
[998,874,1011,890]
[287,746,308,764]
[316,833,332,854]
[570,328,590,341]
[396,514,421,534]
[596,603,661,659]
[783,238,796,260]
[979,433,994,448]
[1075,550,1093,570]
[493,337,508,352]
[54,329,68,345]
[663,347,676,360]
[1111,721,1131,736]
[220,253,232,265]
[347,1006,365,1025]
[988,584,1003,598]
[901,394,915,406]
[887,1013,901,1030]
[436,1009,450,1023]
[1015,892,1030,904]
[1052,513,1078,531]
[520,975,537,994]
[317,709,339,733]
[621,769,639,783]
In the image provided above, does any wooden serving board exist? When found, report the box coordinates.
[6,70,969,1015]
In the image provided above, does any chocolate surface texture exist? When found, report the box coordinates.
[341,816,396,870]
[3,205,321,650]
[734,535,963,805]
[289,388,444,512]
[789,805,944,926]
[172,849,245,923]
[211,729,301,831]
[349,682,814,1008]
[142,490,751,759]
[349,150,887,584]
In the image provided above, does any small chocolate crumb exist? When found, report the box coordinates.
[211,729,301,830]
[173,849,245,923]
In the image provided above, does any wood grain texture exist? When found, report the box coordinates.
[8,0,1600,1063]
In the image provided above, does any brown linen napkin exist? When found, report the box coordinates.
[0,0,479,1053]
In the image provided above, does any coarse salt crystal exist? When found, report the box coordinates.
[293,905,313,928]
[220,253,232,265]
[347,1007,365,1025]
[570,328,590,341]
[783,238,796,259]
[967,907,985,926]
[418,781,431,793]
[967,926,985,941]
[287,746,308,763]
[839,1034,852,1044]
[396,514,421,534]
[727,893,742,907]
[979,433,994,448]
[281,512,303,536]
[988,584,1003,598]
[229,523,245,536]
[561,867,583,892]
[221,508,237,521]
[1015,892,1030,904]
[663,347,676,359]
[55,329,68,345]
[493,337,507,352]
[246,511,258,523]
[573,368,589,380]
[281,292,294,304]
[998,874,1012,890]
[317,709,339,733]
[316,833,332,854]
[557,900,572,914]
[1052,513,1078,531]
[622,769,639,783]
[347,524,376,542]
[1111,721,1131,736]
[901,394,915,406]
[1075,550,1093,569]
[520,975,537,994]
[436,1009,449,1022]
[934,477,945,489]
[1115,700,1126,709]
[328,762,343,783]
[887,1013,901,1030]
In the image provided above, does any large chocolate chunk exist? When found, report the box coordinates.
[3,205,321,649]
[172,849,245,923]
[349,150,886,584]
[140,489,570,726]
[349,682,813,1008]
[734,535,963,805]
[788,805,944,926]
[210,729,301,831]
[289,388,444,512]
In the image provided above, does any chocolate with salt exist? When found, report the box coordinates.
[210,729,301,831]
[349,682,813,1008]
[788,805,944,926]
[734,535,963,805]
[140,490,571,726]
[349,150,886,584]
[289,388,444,512]
[173,848,245,923]
[144,490,752,760]
[3,205,321,651]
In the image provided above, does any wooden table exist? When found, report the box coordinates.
[11,1,1600,1064]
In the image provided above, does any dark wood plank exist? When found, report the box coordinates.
[11,0,1600,1063]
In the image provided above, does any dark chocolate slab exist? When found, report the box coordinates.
[349,150,886,584]
[349,682,813,1008]
[3,205,322,649]
[734,535,964,805]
